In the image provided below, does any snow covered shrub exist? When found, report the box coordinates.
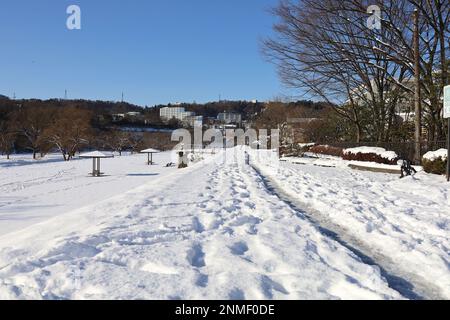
[308,145,343,157]
[300,143,316,151]
[280,145,299,157]
[343,147,399,165]
[422,149,448,175]
[280,143,315,157]
[188,152,204,163]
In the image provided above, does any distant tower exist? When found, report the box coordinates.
[121,92,124,102]
[64,89,68,100]
[13,92,16,100]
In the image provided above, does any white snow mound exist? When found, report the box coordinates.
[423,149,448,161]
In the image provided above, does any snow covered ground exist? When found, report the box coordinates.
[0,152,179,236]
[282,153,423,172]
[252,150,450,299]
[0,148,448,300]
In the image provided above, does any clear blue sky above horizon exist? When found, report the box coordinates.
[0,0,293,107]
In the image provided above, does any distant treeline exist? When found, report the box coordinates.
[0,97,329,127]
[0,97,330,160]
[0,100,176,160]
[152,100,329,121]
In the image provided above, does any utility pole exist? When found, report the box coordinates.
[447,114,450,182]
[413,9,422,164]
[444,85,450,182]
[64,89,68,100]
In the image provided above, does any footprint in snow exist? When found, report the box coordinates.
[228,288,245,300]
[192,217,205,233]
[195,273,209,288]
[260,275,290,298]
[244,201,256,209]
[229,241,249,256]
[187,244,206,268]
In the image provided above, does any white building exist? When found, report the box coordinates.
[111,113,128,123]
[126,111,141,117]
[347,78,416,121]
[217,112,242,125]
[160,107,195,123]
[186,115,204,127]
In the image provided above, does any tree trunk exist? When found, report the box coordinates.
[355,123,362,143]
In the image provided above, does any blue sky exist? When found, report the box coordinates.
[0,0,288,106]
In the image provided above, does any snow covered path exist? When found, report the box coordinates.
[0,149,401,300]
[251,150,450,300]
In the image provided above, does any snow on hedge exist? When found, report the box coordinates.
[423,149,448,161]
[343,147,398,161]
[298,143,315,148]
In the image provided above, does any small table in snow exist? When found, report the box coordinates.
[140,148,160,165]
[79,151,114,177]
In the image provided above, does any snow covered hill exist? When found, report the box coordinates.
[0,148,448,300]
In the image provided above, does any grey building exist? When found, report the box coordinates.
[217,112,242,125]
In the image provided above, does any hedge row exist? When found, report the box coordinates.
[342,151,399,165]
[308,145,344,157]
[422,158,446,175]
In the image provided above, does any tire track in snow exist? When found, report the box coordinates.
[191,160,299,299]
[248,156,439,300]
[194,152,408,299]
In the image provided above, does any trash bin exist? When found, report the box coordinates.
[178,151,188,168]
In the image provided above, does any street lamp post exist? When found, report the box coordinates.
[444,85,450,182]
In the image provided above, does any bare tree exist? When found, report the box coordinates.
[263,0,449,144]
[43,107,93,161]
[105,131,130,156]
[0,115,17,160]
[128,133,144,154]
[13,105,54,159]
[141,132,178,151]
[371,0,450,143]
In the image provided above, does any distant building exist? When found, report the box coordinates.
[396,112,415,123]
[126,111,141,117]
[160,107,195,123]
[160,106,202,127]
[217,112,242,125]
[112,113,126,122]
[347,79,416,121]
[111,111,142,123]
[186,115,204,127]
